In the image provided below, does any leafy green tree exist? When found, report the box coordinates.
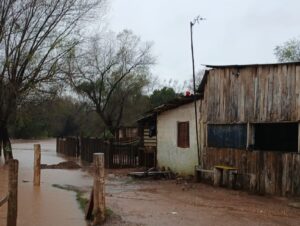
[150,87,177,107]
[274,38,300,62]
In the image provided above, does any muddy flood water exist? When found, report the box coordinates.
[1,139,300,226]
[0,139,92,226]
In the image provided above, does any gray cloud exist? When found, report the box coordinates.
[108,0,300,83]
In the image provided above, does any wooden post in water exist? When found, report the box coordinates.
[298,123,300,153]
[93,153,105,225]
[7,159,18,226]
[33,144,41,186]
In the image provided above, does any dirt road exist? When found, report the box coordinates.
[1,139,300,226]
[104,171,300,226]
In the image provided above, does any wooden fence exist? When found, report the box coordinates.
[80,138,111,167]
[57,137,142,168]
[203,148,300,196]
[109,143,140,168]
[0,159,18,226]
[56,137,80,157]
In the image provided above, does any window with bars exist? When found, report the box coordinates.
[177,121,190,148]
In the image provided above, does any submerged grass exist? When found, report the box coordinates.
[105,208,114,217]
[52,184,113,217]
[76,191,89,211]
[52,184,89,211]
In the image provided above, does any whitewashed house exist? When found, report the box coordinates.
[142,96,201,176]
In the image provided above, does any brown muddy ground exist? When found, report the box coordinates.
[104,172,300,226]
[1,139,300,226]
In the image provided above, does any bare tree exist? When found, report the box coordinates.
[69,30,155,135]
[0,0,106,161]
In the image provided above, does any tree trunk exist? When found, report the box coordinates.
[107,125,116,139]
[0,125,13,162]
[96,110,117,139]
[0,127,2,157]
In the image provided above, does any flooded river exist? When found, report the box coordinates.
[1,139,92,226]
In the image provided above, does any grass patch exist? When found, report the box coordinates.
[52,184,68,190]
[52,184,113,218]
[105,208,113,217]
[52,184,89,211]
[76,191,89,211]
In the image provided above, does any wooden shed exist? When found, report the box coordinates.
[115,126,138,141]
[137,114,157,167]
[197,62,300,196]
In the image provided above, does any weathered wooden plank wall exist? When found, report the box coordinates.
[201,64,300,123]
[203,148,300,196]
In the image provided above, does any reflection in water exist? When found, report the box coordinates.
[0,139,92,226]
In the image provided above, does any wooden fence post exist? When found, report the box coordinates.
[56,137,59,153]
[33,144,41,186]
[93,153,105,225]
[213,168,221,186]
[7,159,18,226]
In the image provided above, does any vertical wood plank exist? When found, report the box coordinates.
[267,66,274,121]
[281,65,288,120]
[7,159,18,226]
[295,66,300,121]
[34,144,41,186]
[272,66,280,120]
[253,68,259,121]
[246,123,254,149]
[298,123,300,153]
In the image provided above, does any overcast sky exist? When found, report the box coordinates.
[106,0,300,84]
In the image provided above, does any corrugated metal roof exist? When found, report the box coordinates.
[149,95,201,114]
[198,62,300,94]
[136,113,156,122]
[137,95,202,122]
[204,61,300,69]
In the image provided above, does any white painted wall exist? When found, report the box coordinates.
[157,101,200,176]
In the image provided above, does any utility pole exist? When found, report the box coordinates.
[190,16,205,166]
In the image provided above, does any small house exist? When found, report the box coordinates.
[140,96,201,176]
[137,114,157,167]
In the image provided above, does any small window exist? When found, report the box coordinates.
[207,124,247,149]
[177,122,189,148]
[253,123,298,152]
